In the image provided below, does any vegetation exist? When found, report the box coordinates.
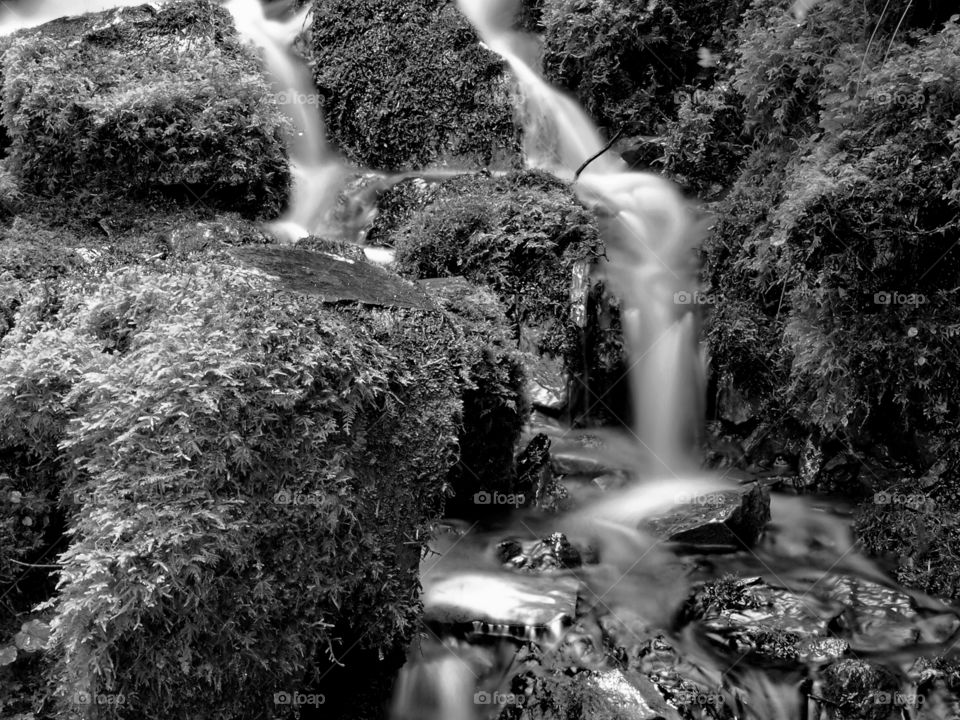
[0,254,525,718]
[389,170,633,423]
[1,0,291,218]
[311,0,520,170]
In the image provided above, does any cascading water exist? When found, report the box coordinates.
[395,2,960,719]
[223,0,348,243]
[6,1,960,718]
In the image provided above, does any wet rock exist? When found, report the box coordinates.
[526,353,568,416]
[550,432,619,477]
[643,482,770,548]
[515,434,555,509]
[818,659,901,720]
[583,669,683,720]
[717,373,759,425]
[422,571,580,643]
[231,246,435,309]
[498,533,583,572]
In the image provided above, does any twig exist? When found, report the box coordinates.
[10,559,62,569]
[574,128,624,180]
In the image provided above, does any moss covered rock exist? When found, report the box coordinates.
[310,0,519,170]
[0,238,525,718]
[696,6,960,492]
[0,0,291,218]
[389,170,630,425]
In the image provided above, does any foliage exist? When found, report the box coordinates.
[856,479,960,600]
[540,0,750,138]
[1,0,291,218]
[310,0,519,170]
[0,257,524,719]
[390,170,626,421]
[658,83,748,197]
[701,3,960,486]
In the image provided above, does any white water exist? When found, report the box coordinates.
[224,0,348,243]
[459,0,703,477]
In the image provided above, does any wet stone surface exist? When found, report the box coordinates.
[643,482,771,548]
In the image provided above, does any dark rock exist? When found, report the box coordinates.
[230,246,436,309]
[643,482,770,547]
[499,533,583,572]
[717,373,759,426]
[525,353,568,416]
[516,433,562,510]
[819,659,901,720]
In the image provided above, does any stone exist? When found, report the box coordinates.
[717,373,759,425]
[421,571,580,642]
[0,0,290,216]
[231,246,435,309]
[584,669,683,720]
[818,659,901,720]
[642,482,771,547]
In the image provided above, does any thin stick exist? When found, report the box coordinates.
[574,128,624,180]
[10,559,62,569]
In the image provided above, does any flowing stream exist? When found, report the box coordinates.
[5,1,960,718]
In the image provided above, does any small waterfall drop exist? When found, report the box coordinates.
[224,0,347,242]
[459,0,702,479]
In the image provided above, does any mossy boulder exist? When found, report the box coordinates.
[310,0,520,170]
[697,8,960,491]
[0,239,525,718]
[388,170,629,425]
[0,0,291,218]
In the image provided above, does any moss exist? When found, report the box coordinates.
[390,170,628,422]
[0,250,523,719]
[310,0,520,170]
[540,0,750,140]
[1,0,290,218]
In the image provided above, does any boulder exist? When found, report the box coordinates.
[643,482,770,547]
[309,0,518,170]
[0,0,290,216]
[0,249,523,720]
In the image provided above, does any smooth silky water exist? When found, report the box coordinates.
[4,1,960,718]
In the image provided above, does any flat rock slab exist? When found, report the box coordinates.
[230,247,435,309]
[422,571,580,634]
[643,483,770,547]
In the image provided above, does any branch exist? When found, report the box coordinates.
[574,128,624,180]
